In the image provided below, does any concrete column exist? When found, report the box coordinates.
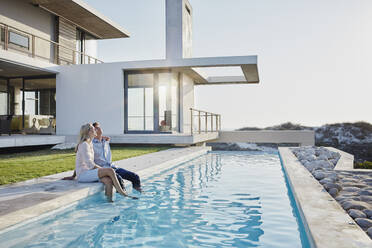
[166,0,192,60]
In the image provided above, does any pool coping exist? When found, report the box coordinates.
[0,146,211,232]
[278,147,372,248]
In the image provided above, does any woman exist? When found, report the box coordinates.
[75,123,137,200]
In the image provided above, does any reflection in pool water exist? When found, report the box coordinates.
[0,151,311,248]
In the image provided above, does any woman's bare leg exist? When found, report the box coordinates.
[98,168,128,196]
[100,176,113,202]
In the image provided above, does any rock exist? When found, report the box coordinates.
[303,162,315,171]
[341,200,371,211]
[363,209,372,218]
[328,188,339,197]
[335,196,347,202]
[317,154,328,160]
[300,159,308,165]
[313,171,326,180]
[361,195,372,202]
[325,172,338,179]
[319,178,334,185]
[341,183,367,189]
[360,190,372,196]
[348,209,367,219]
[367,227,372,239]
[342,187,361,193]
[364,179,372,184]
[330,158,339,165]
[355,218,372,229]
[324,183,342,191]
[341,179,359,184]
[317,160,334,169]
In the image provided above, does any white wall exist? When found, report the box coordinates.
[0,0,54,39]
[213,131,315,146]
[0,0,55,61]
[56,63,124,135]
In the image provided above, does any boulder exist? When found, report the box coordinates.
[314,160,334,169]
[328,188,339,197]
[348,209,367,219]
[329,158,339,166]
[367,227,372,239]
[317,154,329,161]
[313,171,326,180]
[319,178,334,185]
[341,200,371,211]
[342,187,361,193]
[324,183,342,191]
[303,161,314,168]
[360,190,372,196]
[324,172,338,181]
[363,209,372,218]
[341,183,367,189]
[355,218,372,229]
[364,179,372,184]
[361,195,372,202]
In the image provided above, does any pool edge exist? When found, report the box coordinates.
[278,147,372,248]
[0,146,211,232]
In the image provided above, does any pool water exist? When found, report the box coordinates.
[0,151,311,247]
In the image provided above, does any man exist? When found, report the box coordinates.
[92,122,142,192]
[63,122,142,193]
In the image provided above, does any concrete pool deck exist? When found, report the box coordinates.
[0,146,211,231]
[279,147,372,248]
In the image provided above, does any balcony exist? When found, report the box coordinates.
[0,22,103,65]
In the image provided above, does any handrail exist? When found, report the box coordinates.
[0,22,103,64]
[190,108,221,134]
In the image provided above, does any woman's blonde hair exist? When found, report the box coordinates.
[75,123,92,152]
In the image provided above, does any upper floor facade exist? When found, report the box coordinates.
[0,0,130,68]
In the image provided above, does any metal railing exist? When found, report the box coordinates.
[0,22,103,65]
[190,108,221,135]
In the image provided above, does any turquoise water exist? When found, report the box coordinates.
[0,151,311,247]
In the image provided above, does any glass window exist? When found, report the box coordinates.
[128,74,154,131]
[126,72,179,133]
[9,31,29,49]
[0,80,8,115]
[159,73,178,132]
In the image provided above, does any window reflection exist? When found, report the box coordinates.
[126,72,179,133]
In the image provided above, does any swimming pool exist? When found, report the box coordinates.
[0,151,311,247]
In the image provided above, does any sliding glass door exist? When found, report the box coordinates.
[127,74,154,131]
[125,71,179,133]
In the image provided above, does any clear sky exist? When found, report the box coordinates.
[85,0,372,129]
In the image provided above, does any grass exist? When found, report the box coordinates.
[0,146,169,185]
[354,161,372,169]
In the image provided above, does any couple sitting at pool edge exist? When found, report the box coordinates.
[63,122,141,201]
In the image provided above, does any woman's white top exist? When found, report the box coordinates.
[75,141,97,178]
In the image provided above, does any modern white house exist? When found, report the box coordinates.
[0,0,259,147]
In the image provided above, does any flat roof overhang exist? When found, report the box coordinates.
[121,56,259,85]
[31,0,130,39]
[0,59,57,78]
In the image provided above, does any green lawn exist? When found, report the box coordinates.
[0,146,168,185]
